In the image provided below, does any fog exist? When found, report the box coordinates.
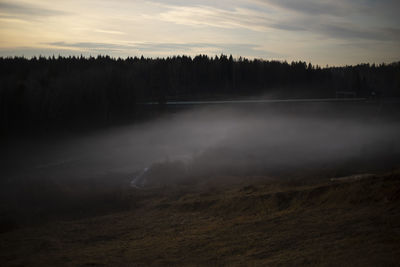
[2,102,400,189]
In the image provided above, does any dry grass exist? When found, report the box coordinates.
[1,171,400,266]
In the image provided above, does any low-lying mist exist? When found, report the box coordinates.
[2,102,400,187]
[1,102,400,226]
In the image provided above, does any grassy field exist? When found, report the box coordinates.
[1,170,400,266]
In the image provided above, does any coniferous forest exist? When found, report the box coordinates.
[1,55,399,132]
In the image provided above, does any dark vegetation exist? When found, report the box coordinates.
[1,55,399,133]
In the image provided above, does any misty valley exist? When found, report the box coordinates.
[3,101,400,185]
[1,0,400,263]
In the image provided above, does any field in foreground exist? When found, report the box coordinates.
[1,171,400,266]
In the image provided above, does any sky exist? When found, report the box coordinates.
[0,0,399,66]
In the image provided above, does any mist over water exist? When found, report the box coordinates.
[1,102,400,187]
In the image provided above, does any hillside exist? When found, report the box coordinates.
[1,170,400,266]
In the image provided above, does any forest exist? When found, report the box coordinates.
[0,55,399,133]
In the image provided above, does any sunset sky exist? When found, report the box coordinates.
[0,0,399,66]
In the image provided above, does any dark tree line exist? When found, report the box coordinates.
[0,55,399,132]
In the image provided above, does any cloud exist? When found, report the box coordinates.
[383,27,400,39]
[48,41,132,51]
[258,0,353,17]
[154,1,399,42]
[0,0,398,65]
[0,1,69,19]
[156,4,272,32]
[251,0,400,41]
[133,42,257,51]
[94,29,125,35]
[148,0,243,11]
[315,23,394,41]
[269,22,305,31]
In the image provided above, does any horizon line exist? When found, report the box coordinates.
[1,54,399,68]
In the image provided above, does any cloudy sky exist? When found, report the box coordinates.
[0,0,399,65]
